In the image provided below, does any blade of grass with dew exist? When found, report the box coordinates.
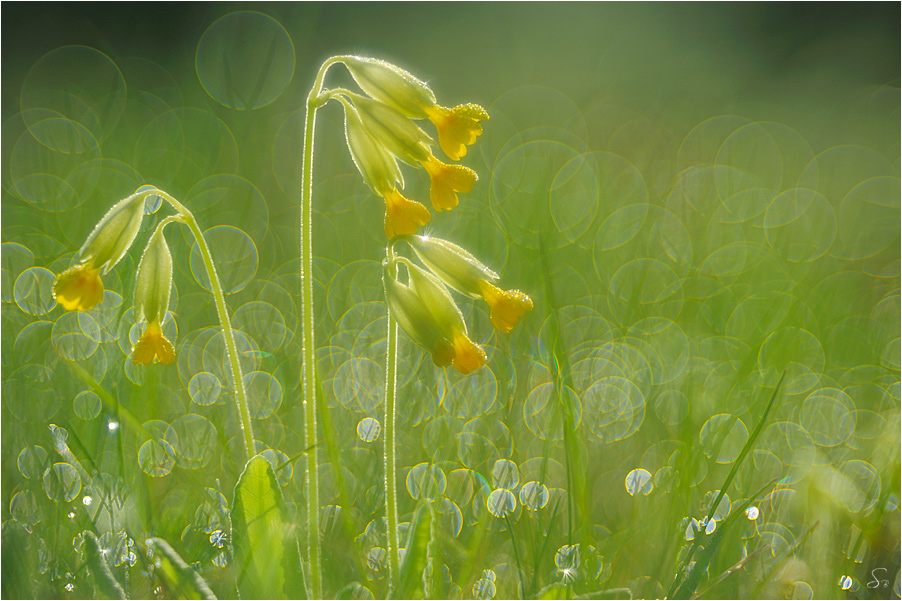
[396,500,434,599]
[672,478,778,599]
[537,232,586,549]
[691,546,769,600]
[84,531,127,599]
[749,520,820,599]
[667,371,786,598]
[231,455,293,599]
[146,537,217,600]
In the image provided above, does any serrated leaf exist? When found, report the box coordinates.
[146,537,216,600]
[83,532,126,600]
[231,454,289,599]
[395,500,434,599]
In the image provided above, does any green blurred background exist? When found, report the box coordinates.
[2,3,900,600]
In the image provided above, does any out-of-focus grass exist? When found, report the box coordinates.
[2,4,899,600]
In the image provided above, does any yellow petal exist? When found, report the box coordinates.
[451,332,487,374]
[478,281,534,333]
[421,155,477,211]
[384,188,431,238]
[425,104,489,161]
[132,321,176,365]
[52,263,104,312]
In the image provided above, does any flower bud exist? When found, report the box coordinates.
[342,56,437,119]
[350,93,433,165]
[343,99,403,196]
[384,259,486,374]
[52,188,150,312]
[134,225,173,326]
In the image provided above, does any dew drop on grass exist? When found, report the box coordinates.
[473,575,496,600]
[486,488,516,518]
[746,506,760,520]
[519,481,549,511]
[17,445,48,479]
[492,459,519,490]
[839,575,853,591]
[625,468,654,496]
[73,390,101,420]
[406,463,446,500]
[367,546,387,572]
[137,439,175,477]
[188,372,222,406]
[10,490,40,528]
[555,544,581,570]
[43,463,81,502]
[357,417,381,443]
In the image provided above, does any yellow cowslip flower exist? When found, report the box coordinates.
[384,259,486,375]
[419,153,477,211]
[340,56,489,161]
[409,235,533,333]
[346,93,477,213]
[132,224,175,365]
[131,320,175,365]
[52,189,149,311]
[423,103,489,161]
[342,96,431,238]
[52,262,103,311]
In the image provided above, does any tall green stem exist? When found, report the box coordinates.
[155,190,255,461]
[384,293,401,591]
[298,56,340,600]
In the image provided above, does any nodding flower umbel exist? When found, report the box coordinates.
[409,235,533,333]
[52,189,149,311]
[334,56,487,239]
[131,223,175,365]
[383,258,486,375]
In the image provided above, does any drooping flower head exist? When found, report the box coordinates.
[52,189,149,311]
[409,235,533,333]
[384,258,486,374]
[131,223,175,365]
[342,56,489,161]
[341,96,431,239]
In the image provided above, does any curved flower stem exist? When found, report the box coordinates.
[154,189,255,461]
[298,56,342,600]
[383,246,401,591]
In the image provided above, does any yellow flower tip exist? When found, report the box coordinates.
[426,103,489,161]
[478,281,534,333]
[52,263,104,312]
[132,321,175,365]
[383,188,431,239]
[451,332,487,375]
[422,155,478,211]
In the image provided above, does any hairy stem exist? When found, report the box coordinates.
[155,189,255,461]
[298,56,341,600]
[383,247,401,591]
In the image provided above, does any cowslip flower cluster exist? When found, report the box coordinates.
[383,235,533,374]
[51,187,176,365]
[330,56,489,239]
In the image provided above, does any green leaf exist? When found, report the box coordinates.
[396,500,434,599]
[146,537,216,600]
[83,532,126,600]
[536,582,569,599]
[231,454,290,599]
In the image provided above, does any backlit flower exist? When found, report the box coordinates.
[384,259,486,374]
[132,224,174,365]
[52,189,149,311]
[423,103,489,161]
[410,235,533,333]
[343,97,431,238]
[132,320,175,365]
[52,262,103,311]
[420,154,477,211]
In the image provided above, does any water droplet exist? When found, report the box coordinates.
[519,481,549,511]
[486,488,516,518]
[108,420,119,431]
[746,506,759,520]
[839,575,853,590]
[82,495,92,506]
[357,417,381,443]
[492,459,520,490]
[625,468,654,496]
[555,544,581,570]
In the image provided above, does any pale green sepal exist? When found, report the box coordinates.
[342,56,436,119]
[79,190,148,274]
[411,235,498,298]
[134,225,173,325]
[343,100,403,195]
[350,93,433,165]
